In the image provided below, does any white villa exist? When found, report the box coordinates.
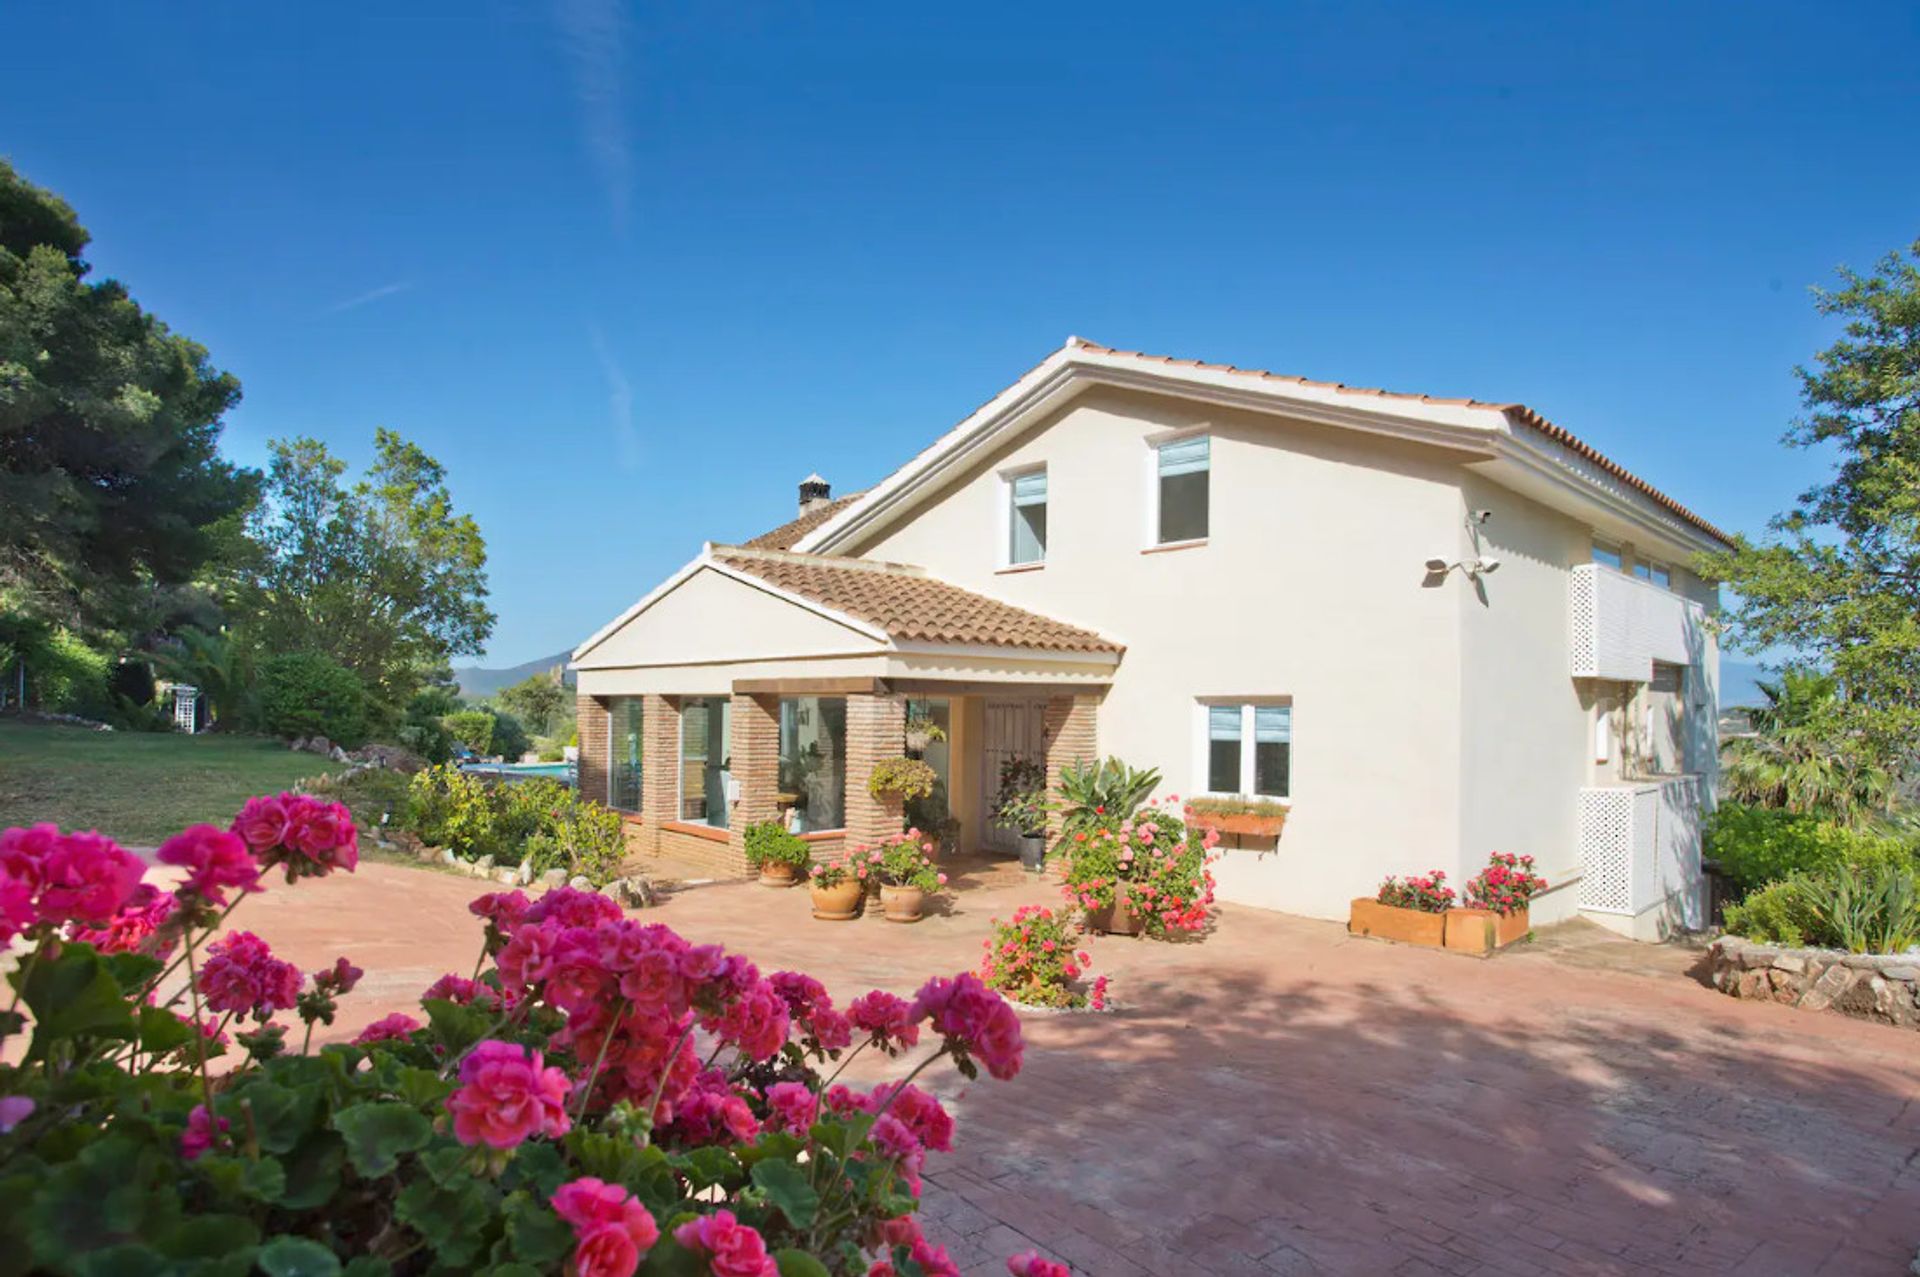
[572,338,1726,940]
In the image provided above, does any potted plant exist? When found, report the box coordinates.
[994,756,1050,872]
[903,712,947,755]
[979,905,1106,1009]
[1444,853,1547,955]
[1350,870,1454,949]
[852,831,947,923]
[1062,800,1219,938]
[1056,757,1161,835]
[743,818,810,888]
[868,756,937,833]
[1185,796,1288,839]
[807,854,865,920]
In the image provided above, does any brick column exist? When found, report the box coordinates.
[727,692,781,865]
[1043,693,1100,843]
[844,693,907,847]
[638,694,680,854]
[576,695,610,808]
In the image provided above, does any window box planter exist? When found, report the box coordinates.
[1442,906,1530,955]
[810,878,864,921]
[1348,898,1447,949]
[1190,811,1287,839]
[1086,884,1146,937]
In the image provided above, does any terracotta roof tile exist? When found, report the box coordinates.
[713,549,1122,655]
[1068,338,1730,544]
[741,492,867,550]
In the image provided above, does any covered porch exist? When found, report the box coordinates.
[569,545,1121,876]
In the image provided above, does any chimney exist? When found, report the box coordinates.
[798,473,832,514]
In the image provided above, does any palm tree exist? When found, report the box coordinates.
[1721,669,1895,822]
[147,628,255,729]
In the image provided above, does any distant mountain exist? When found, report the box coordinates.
[454,649,575,701]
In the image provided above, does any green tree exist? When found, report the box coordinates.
[237,430,494,727]
[1721,669,1894,821]
[486,708,530,762]
[497,670,568,736]
[444,710,494,756]
[1703,238,1920,761]
[256,651,367,747]
[0,160,256,634]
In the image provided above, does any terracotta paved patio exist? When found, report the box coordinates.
[241,856,1920,1276]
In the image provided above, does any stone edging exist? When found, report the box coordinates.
[1708,936,1920,1029]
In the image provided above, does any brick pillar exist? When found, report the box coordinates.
[576,695,610,808]
[638,694,680,854]
[1043,693,1100,843]
[727,692,781,867]
[844,693,907,847]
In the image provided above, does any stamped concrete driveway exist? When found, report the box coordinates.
[242,858,1920,1276]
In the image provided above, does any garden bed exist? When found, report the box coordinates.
[1707,936,1920,1029]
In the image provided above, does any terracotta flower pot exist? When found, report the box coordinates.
[1348,898,1447,949]
[758,862,802,889]
[1443,906,1531,955]
[879,884,925,923]
[1085,885,1145,936]
[810,879,864,921]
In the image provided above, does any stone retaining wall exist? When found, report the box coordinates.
[1708,936,1920,1029]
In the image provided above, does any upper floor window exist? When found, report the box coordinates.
[1005,468,1047,566]
[1634,560,1673,589]
[1154,435,1210,544]
[1592,541,1623,571]
[1201,700,1291,799]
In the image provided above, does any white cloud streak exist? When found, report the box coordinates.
[588,325,641,470]
[323,281,415,314]
[553,0,634,232]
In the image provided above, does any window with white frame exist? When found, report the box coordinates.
[1592,540,1623,571]
[1638,560,1672,589]
[1005,468,1047,565]
[1200,701,1291,799]
[1154,435,1210,544]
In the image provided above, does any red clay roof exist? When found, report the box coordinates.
[713,549,1122,655]
[741,492,867,550]
[1066,339,1731,545]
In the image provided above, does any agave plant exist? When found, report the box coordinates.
[1057,756,1162,833]
[1796,862,1920,954]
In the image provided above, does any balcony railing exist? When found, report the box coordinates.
[1576,775,1706,923]
[1568,563,1707,682]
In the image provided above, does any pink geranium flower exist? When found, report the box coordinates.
[764,1080,818,1135]
[672,1210,777,1277]
[446,1039,573,1149]
[181,1104,228,1160]
[199,930,303,1020]
[1006,1252,1071,1277]
[352,1012,421,1045]
[552,1177,659,1277]
[28,829,146,925]
[157,824,260,904]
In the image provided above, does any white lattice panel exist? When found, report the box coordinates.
[1577,787,1635,913]
[1569,564,1707,683]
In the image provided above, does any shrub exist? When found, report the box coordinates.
[979,905,1105,1008]
[257,651,368,747]
[868,756,937,802]
[1056,757,1161,833]
[1703,802,1915,898]
[38,628,113,718]
[1377,870,1456,913]
[1462,853,1547,916]
[445,708,495,755]
[1724,862,1920,953]
[1060,799,1218,936]
[743,819,811,872]
[406,767,623,884]
[489,709,531,763]
[0,801,1034,1276]
[305,766,413,831]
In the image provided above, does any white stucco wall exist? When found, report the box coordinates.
[851,387,1478,920]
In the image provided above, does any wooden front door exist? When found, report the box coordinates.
[979,697,1047,855]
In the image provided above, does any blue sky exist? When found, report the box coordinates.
[4,2,1917,665]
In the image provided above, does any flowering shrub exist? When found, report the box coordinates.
[979,905,1101,1008]
[405,765,624,883]
[848,831,948,894]
[0,794,1037,1275]
[1463,853,1548,915]
[1376,869,1455,912]
[1060,799,1218,937]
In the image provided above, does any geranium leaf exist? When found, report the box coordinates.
[421,997,492,1057]
[135,1004,194,1055]
[257,1236,341,1277]
[103,951,163,992]
[19,946,135,1053]
[674,1146,739,1191]
[279,1135,346,1210]
[503,1192,572,1264]
[394,1176,492,1266]
[194,1153,287,1205]
[331,1102,432,1178]
[501,1140,567,1196]
[750,1158,819,1227]
[341,1259,392,1277]
[71,1244,168,1277]
[774,1251,832,1277]
[236,1080,321,1156]
[636,1239,706,1277]
[156,1212,259,1260]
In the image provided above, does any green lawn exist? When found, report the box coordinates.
[0,720,342,845]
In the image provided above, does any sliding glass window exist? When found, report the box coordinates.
[678,696,731,828]
[778,697,847,833]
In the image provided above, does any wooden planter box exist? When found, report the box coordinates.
[1193,811,1287,838]
[1442,907,1531,956]
[1348,898,1447,949]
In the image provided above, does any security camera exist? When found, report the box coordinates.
[1425,558,1451,573]
[1470,509,1493,524]
[1476,557,1501,575]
